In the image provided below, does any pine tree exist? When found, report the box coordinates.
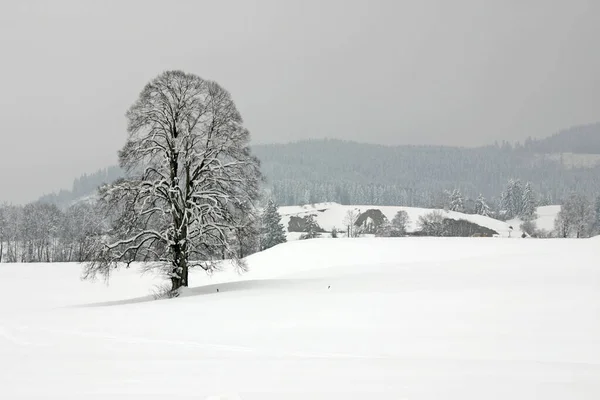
[500,181,513,219]
[520,182,537,220]
[501,179,524,219]
[449,189,464,212]
[511,179,524,218]
[300,215,320,240]
[260,199,287,251]
[475,194,491,217]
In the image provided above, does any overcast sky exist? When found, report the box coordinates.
[1,0,599,203]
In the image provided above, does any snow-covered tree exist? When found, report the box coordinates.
[520,182,537,220]
[331,227,339,238]
[375,220,392,237]
[520,220,537,237]
[417,211,446,236]
[511,180,524,217]
[300,215,320,239]
[500,179,525,219]
[554,211,571,238]
[260,199,286,251]
[343,209,360,238]
[390,210,410,236]
[83,71,262,292]
[449,189,464,212]
[474,194,491,217]
[559,193,595,238]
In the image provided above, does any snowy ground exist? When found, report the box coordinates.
[1,237,599,399]
[508,205,562,234]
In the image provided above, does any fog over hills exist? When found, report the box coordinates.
[35,124,600,209]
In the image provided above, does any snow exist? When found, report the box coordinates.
[532,205,562,231]
[508,205,562,233]
[279,202,522,237]
[1,237,599,399]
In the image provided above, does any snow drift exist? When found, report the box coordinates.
[0,237,599,399]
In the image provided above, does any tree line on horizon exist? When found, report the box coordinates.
[31,123,600,212]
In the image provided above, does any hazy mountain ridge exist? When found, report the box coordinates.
[36,125,600,208]
[522,122,600,154]
[36,166,123,208]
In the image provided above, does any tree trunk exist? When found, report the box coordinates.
[170,252,189,292]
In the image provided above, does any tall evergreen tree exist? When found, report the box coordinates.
[510,179,524,218]
[475,194,491,217]
[449,189,464,212]
[501,179,525,219]
[260,199,287,251]
[500,181,514,218]
[300,215,321,240]
[520,182,537,220]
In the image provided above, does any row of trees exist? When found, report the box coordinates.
[442,179,537,220]
[0,196,289,265]
[0,202,102,263]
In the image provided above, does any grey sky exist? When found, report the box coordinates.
[1,0,599,203]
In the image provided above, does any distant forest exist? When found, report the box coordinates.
[254,140,600,208]
[35,124,600,209]
[521,122,600,154]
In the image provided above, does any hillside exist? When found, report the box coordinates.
[253,139,600,207]
[35,125,600,209]
[507,205,562,234]
[523,122,600,154]
[1,237,599,398]
[278,202,523,238]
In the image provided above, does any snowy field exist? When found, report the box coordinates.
[1,237,599,399]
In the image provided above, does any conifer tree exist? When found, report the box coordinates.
[260,199,287,250]
[520,182,537,220]
[511,179,524,218]
[300,215,321,240]
[475,194,491,217]
[449,189,464,212]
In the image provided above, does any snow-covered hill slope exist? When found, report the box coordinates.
[1,237,599,399]
[507,205,561,234]
[279,202,522,238]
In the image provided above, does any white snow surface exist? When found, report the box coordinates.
[279,202,523,238]
[507,205,562,234]
[1,237,599,399]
